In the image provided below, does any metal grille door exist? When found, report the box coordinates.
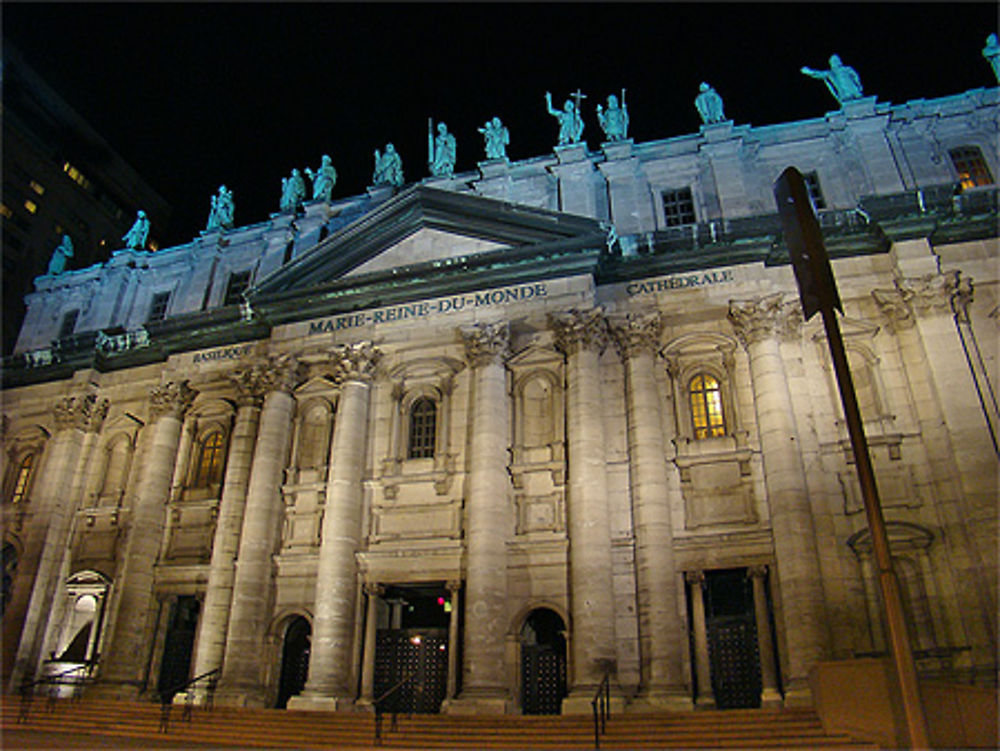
[707,614,762,709]
[521,644,566,714]
[374,629,448,713]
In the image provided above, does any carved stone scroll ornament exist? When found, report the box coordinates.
[148,381,197,421]
[871,287,914,332]
[256,352,306,394]
[727,293,800,349]
[608,310,663,361]
[459,321,510,367]
[228,362,272,407]
[329,341,382,384]
[549,308,609,357]
[53,392,110,433]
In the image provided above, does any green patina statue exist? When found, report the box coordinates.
[122,210,150,250]
[478,117,510,160]
[207,186,234,231]
[695,82,726,124]
[305,155,338,201]
[46,235,74,275]
[984,33,1000,83]
[597,91,629,141]
[373,144,404,187]
[428,121,457,178]
[280,168,307,213]
[801,54,864,105]
[545,91,585,146]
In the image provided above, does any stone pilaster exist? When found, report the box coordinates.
[293,343,380,710]
[685,571,714,707]
[608,311,688,709]
[190,367,268,688]
[97,381,195,698]
[6,391,108,689]
[748,565,781,705]
[728,294,826,702]
[550,308,616,712]
[449,322,511,714]
[357,583,383,706]
[217,355,303,705]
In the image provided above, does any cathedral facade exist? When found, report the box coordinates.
[2,86,997,715]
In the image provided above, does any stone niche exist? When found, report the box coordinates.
[71,509,123,573]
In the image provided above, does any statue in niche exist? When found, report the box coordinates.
[545,91,585,146]
[801,54,864,104]
[122,210,149,250]
[207,185,235,231]
[305,155,338,201]
[373,143,404,187]
[694,82,726,124]
[596,91,629,141]
[984,33,1000,83]
[46,235,74,275]
[428,120,457,178]
[478,116,510,160]
[280,168,307,214]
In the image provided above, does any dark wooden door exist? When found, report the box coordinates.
[157,596,199,698]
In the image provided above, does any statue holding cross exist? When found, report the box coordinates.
[545,90,585,147]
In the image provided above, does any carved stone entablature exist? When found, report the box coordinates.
[53,391,110,433]
[607,310,663,360]
[549,308,608,356]
[460,321,510,367]
[329,341,382,384]
[728,293,801,348]
[149,381,197,421]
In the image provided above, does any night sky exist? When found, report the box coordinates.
[4,2,998,252]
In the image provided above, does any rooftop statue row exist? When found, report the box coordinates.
[278,155,339,214]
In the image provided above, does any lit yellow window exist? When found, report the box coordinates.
[23,200,37,214]
[10,454,34,504]
[30,181,45,196]
[949,147,994,190]
[689,374,725,439]
[0,204,11,219]
[193,431,226,488]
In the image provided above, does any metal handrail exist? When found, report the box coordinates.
[17,660,97,721]
[373,672,416,745]
[157,667,221,733]
[591,667,612,749]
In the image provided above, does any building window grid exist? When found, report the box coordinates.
[408,398,437,459]
[148,292,171,323]
[192,431,226,488]
[949,147,994,189]
[59,310,79,339]
[662,187,696,227]
[223,270,252,307]
[689,373,726,439]
[803,171,826,210]
[9,454,34,504]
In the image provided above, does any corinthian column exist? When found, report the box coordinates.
[190,367,268,689]
[218,355,302,706]
[608,312,688,709]
[728,294,826,702]
[550,308,616,712]
[6,391,108,689]
[293,343,380,711]
[449,322,511,714]
[98,381,196,698]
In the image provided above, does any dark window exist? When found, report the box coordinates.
[147,291,171,322]
[689,373,726,439]
[662,187,696,227]
[949,146,994,189]
[408,398,437,459]
[59,310,79,339]
[223,270,252,306]
[192,430,226,488]
[803,171,826,210]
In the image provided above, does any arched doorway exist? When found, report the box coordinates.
[520,608,567,715]
[275,616,310,708]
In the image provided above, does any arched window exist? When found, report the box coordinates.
[9,454,34,504]
[408,398,437,459]
[689,374,726,439]
[192,430,226,488]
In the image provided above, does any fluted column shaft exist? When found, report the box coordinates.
[457,322,511,701]
[552,310,615,694]
[191,372,266,684]
[6,392,108,689]
[300,343,379,702]
[219,356,301,703]
[610,313,684,701]
[729,295,826,694]
[99,382,195,695]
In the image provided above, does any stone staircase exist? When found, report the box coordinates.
[2,696,879,749]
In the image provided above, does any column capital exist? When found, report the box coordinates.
[446,580,462,592]
[550,307,609,356]
[460,321,510,367]
[896,271,959,316]
[363,583,385,597]
[329,342,381,384]
[228,362,271,407]
[872,287,915,331]
[748,564,769,579]
[684,570,705,586]
[727,293,799,348]
[53,391,110,433]
[149,381,197,420]
[260,353,307,394]
[607,310,662,360]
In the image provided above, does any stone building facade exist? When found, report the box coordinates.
[2,88,997,714]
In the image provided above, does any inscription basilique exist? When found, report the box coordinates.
[192,344,255,363]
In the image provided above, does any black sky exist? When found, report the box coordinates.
[4,2,998,251]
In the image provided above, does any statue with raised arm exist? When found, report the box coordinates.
[122,210,150,250]
[373,143,404,187]
[428,121,457,178]
[279,168,307,213]
[984,33,1000,83]
[305,155,338,201]
[207,185,235,231]
[46,235,74,275]
[694,82,726,124]
[545,91,585,146]
[478,116,510,160]
[596,91,629,141]
[801,54,864,105]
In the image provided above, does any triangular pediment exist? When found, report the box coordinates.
[252,185,606,298]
